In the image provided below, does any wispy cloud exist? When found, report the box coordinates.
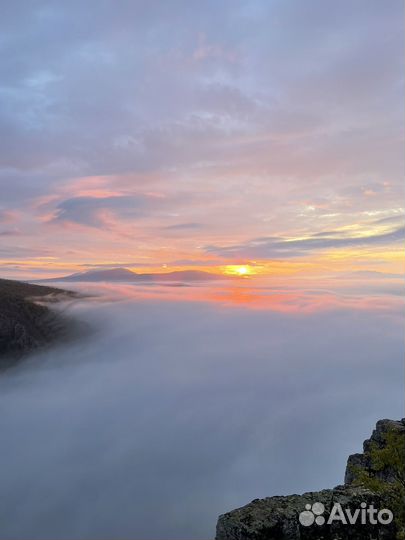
[206,226,405,259]
[0,229,21,237]
[49,195,147,228]
[164,222,205,231]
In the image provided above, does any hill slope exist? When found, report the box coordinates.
[0,279,78,369]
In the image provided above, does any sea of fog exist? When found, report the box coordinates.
[0,280,403,539]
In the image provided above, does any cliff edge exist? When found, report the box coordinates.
[0,278,79,369]
[216,419,405,540]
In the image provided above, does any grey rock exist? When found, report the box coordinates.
[216,486,394,540]
[0,278,81,369]
[345,419,405,485]
[216,419,404,540]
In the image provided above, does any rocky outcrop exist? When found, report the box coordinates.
[216,486,395,540]
[345,419,405,485]
[216,419,405,540]
[0,278,79,369]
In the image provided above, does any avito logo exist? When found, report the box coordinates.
[299,502,393,527]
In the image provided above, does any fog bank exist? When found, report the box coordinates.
[0,283,403,539]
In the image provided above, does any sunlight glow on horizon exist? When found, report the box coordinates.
[224,265,254,277]
[2,243,403,283]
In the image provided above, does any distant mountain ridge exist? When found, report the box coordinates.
[39,267,228,283]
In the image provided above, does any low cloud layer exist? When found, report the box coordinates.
[0,283,403,539]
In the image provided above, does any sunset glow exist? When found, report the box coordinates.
[0,1,402,297]
[224,265,254,277]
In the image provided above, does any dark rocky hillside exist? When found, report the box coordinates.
[216,419,405,540]
[0,278,79,369]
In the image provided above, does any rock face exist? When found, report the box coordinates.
[216,487,394,540]
[345,419,405,485]
[0,278,78,369]
[216,419,405,540]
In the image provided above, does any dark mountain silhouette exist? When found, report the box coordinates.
[39,267,228,283]
[54,268,138,282]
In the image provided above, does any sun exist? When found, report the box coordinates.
[224,265,253,277]
[236,266,249,275]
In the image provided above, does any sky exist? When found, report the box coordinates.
[0,0,404,280]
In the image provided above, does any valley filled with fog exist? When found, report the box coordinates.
[0,281,403,539]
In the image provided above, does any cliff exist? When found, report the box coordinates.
[0,278,79,369]
[345,419,405,486]
[216,419,405,540]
